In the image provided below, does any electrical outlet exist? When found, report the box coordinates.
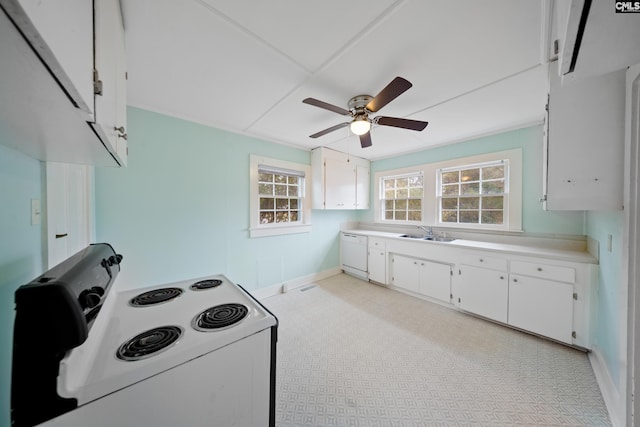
[31,199,41,225]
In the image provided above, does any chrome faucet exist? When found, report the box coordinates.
[417,225,433,238]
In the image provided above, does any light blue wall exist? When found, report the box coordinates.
[370,125,586,235]
[587,211,625,389]
[95,107,362,290]
[0,144,44,427]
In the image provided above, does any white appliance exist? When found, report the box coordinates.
[341,232,368,280]
[11,244,278,427]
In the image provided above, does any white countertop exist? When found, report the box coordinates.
[342,229,597,264]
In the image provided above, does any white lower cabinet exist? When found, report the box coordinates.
[368,238,387,284]
[455,264,508,323]
[507,260,576,344]
[391,255,452,303]
[391,255,420,293]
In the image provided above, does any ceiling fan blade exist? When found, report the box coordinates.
[359,132,372,148]
[375,116,428,131]
[309,122,350,138]
[366,77,413,112]
[303,98,351,116]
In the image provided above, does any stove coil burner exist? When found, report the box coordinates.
[190,279,223,290]
[193,303,249,332]
[117,326,183,361]
[129,287,184,306]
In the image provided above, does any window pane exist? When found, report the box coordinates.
[275,212,288,222]
[483,166,504,180]
[276,199,288,209]
[385,210,394,220]
[287,176,297,184]
[288,185,299,197]
[442,210,457,222]
[409,187,423,198]
[274,174,287,183]
[396,188,408,198]
[459,197,479,209]
[260,198,274,210]
[482,181,504,194]
[395,211,407,221]
[260,212,274,224]
[396,178,408,188]
[385,189,395,199]
[442,198,458,209]
[258,173,273,182]
[442,171,459,184]
[384,179,395,189]
[460,211,479,223]
[259,183,273,195]
[461,182,479,195]
[290,199,299,209]
[482,196,503,209]
[395,199,407,210]
[290,211,299,222]
[442,184,459,196]
[408,211,421,221]
[385,200,394,210]
[482,211,503,224]
[409,175,423,186]
[461,168,479,182]
[408,199,421,210]
[275,184,287,196]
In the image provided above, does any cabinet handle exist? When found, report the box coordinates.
[513,278,518,283]
[537,267,543,272]
[114,126,128,140]
[55,233,68,239]
[499,276,504,280]
[479,258,484,262]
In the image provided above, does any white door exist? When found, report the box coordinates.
[455,265,508,323]
[391,255,419,293]
[508,274,574,343]
[46,162,92,267]
[419,260,451,303]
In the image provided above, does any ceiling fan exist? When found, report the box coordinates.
[303,76,429,148]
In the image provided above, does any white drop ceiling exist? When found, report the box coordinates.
[122,0,550,160]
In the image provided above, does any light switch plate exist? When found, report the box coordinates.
[31,199,41,225]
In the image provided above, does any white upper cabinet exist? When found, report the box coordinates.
[11,0,94,119]
[93,0,128,166]
[544,62,625,210]
[311,147,370,210]
[0,0,127,166]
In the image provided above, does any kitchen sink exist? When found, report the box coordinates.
[399,234,456,242]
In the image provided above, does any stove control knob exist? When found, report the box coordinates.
[78,289,102,309]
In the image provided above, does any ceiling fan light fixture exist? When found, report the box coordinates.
[350,117,371,136]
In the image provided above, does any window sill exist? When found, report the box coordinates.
[249,224,312,238]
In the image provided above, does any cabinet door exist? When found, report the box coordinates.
[12,0,94,117]
[419,261,451,303]
[355,164,370,209]
[508,274,574,343]
[368,248,386,284]
[455,265,508,323]
[93,0,128,166]
[391,255,419,293]
[324,157,355,209]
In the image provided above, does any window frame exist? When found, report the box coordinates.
[436,159,509,229]
[380,171,424,223]
[373,149,522,231]
[249,154,312,238]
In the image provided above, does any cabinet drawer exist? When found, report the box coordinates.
[460,253,507,271]
[510,261,575,284]
[368,237,386,249]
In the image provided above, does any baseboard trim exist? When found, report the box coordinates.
[249,267,342,300]
[589,347,625,427]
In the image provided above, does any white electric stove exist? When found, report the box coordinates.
[11,244,278,427]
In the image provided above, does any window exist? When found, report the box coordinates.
[381,172,423,222]
[258,166,302,224]
[438,160,508,227]
[250,155,311,237]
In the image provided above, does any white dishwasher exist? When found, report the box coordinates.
[341,233,368,280]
